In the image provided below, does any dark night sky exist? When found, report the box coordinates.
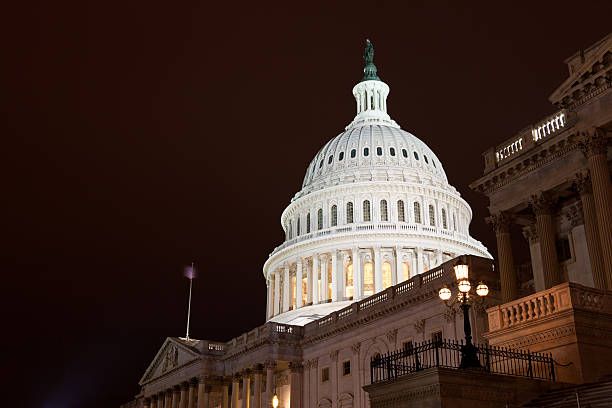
[2,1,610,407]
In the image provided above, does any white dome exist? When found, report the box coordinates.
[263,41,490,326]
[300,124,448,196]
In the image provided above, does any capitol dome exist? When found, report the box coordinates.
[263,40,491,325]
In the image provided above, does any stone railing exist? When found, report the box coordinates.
[270,222,472,256]
[486,282,612,333]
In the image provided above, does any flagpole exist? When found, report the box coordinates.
[186,262,194,340]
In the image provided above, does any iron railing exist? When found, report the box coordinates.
[370,339,555,383]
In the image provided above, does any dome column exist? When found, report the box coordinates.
[394,247,402,284]
[312,254,319,304]
[296,260,303,308]
[321,254,329,302]
[374,247,383,293]
[273,271,280,316]
[331,250,339,302]
[352,248,362,300]
[416,248,424,274]
[282,265,290,312]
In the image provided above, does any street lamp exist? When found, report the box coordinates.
[439,261,489,369]
[272,393,279,408]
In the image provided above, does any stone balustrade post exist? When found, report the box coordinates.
[487,211,517,302]
[530,193,560,288]
[573,172,606,289]
[579,129,612,287]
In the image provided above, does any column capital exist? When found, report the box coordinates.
[198,376,209,384]
[572,171,593,195]
[264,359,277,370]
[329,350,339,362]
[351,342,361,355]
[565,202,584,227]
[522,224,539,244]
[578,128,610,158]
[182,382,190,391]
[173,385,182,392]
[529,193,556,216]
[232,372,242,381]
[289,361,304,373]
[486,211,513,233]
[253,363,264,373]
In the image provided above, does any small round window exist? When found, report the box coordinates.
[390,147,396,156]
[413,151,419,160]
[328,155,333,164]
[402,149,408,158]
[350,149,356,158]
[364,147,370,157]
[424,155,429,164]
[339,152,344,161]
[376,147,383,156]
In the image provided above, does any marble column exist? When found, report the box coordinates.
[253,365,263,408]
[242,370,251,408]
[374,247,382,292]
[416,248,424,274]
[172,386,181,408]
[331,250,339,302]
[187,380,197,408]
[197,378,207,408]
[306,261,312,305]
[296,260,303,308]
[165,389,172,408]
[436,249,443,267]
[312,254,319,304]
[180,383,188,408]
[266,280,273,319]
[579,129,612,287]
[273,272,280,316]
[221,379,230,408]
[351,343,361,408]
[523,225,544,292]
[394,247,402,284]
[487,212,517,302]
[322,255,329,302]
[352,248,362,300]
[264,360,276,408]
[289,362,303,408]
[157,393,165,408]
[574,172,607,289]
[282,265,290,312]
[144,398,151,408]
[231,374,240,408]
[530,193,560,288]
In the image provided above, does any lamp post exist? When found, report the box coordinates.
[438,262,489,369]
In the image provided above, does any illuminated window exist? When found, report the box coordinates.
[306,213,311,233]
[331,205,338,227]
[380,200,388,221]
[397,200,405,222]
[376,146,382,156]
[318,209,323,230]
[328,155,333,164]
[390,147,396,156]
[364,147,369,157]
[402,262,410,281]
[402,149,408,158]
[414,151,419,160]
[429,205,435,226]
[363,200,371,222]
[442,208,447,229]
[345,262,354,298]
[414,202,421,224]
[297,217,300,236]
[382,262,392,289]
[351,149,356,158]
[346,202,354,223]
[339,151,344,161]
[363,262,374,296]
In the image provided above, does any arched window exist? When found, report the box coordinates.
[364,147,370,157]
[442,208,447,229]
[376,146,383,156]
[402,262,410,281]
[317,209,323,230]
[339,152,344,161]
[363,262,374,296]
[390,147,396,156]
[346,202,354,223]
[429,205,435,226]
[424,155,429,164]
[331,205,338,227]
[414,202,421,224]
[328,155,333,164]
[380,200,388,221]
[402,149,408,158]
[363,200,371,222]
[306,213,311,233]
[350,149,356,158]
[297,217,301,236]
[345,262,354,299]
[397,200,405,222]
[453,214,457,231]
[382,261,392,289]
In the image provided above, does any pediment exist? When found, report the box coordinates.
[139,337,201,385]
[549,33,612,105]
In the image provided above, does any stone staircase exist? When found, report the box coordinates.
[523,377,612,407]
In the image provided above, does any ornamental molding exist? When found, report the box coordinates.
[493,323,576,349]
[572,171,593,195]
[522,224,539,244]
[414,319,426,334]
[385,328,398,344]
[485,211,513,234]
[578,128,610,158]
